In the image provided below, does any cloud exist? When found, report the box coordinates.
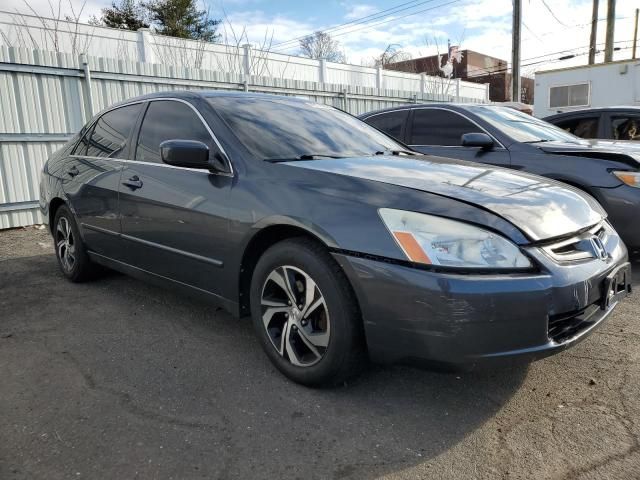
[343,4,377,20]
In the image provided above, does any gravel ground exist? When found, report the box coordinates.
[0,226,638,480]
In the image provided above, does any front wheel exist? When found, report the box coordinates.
[250,238,366,387]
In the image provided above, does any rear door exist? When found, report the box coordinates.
[118,99,233,296]
[64,102,143,259]
[407,108,511,168]
[551,114,601,139]
[605,111,640,141]
[362,109,409,142]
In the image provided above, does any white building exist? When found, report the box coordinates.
[534,59,640,118]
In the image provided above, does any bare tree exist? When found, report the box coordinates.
[4,0,96,57]
[299,31,345,63]
[370,44,411,68]
[214,14,294,79]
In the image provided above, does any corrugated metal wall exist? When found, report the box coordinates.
[0,45,485,229]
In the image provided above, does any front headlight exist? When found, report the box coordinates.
[379,208,532,269]
[612,171,640,188]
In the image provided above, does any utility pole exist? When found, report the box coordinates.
[511,0,521,102]
[604,0,616,62]
[588,0,599,64]
[633,8,639,59]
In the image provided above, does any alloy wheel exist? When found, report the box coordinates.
[260,265,330,367]
[55,217,76,273]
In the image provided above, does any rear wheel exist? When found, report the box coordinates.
[250,238,366,386]
[53,205,99,282]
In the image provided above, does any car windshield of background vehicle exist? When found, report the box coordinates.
[207,97,405,161]
[470,106,582,144]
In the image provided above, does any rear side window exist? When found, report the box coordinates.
[135,100,214,163]
[410,109,482,146]
[611,115,640,141]
[554,116,599,139]
[84,104,142,158]
[364,110,409,141]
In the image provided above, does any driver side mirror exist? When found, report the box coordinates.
[461,132,494,150]
[160,139,231,174]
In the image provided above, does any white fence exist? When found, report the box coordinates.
[0,41,489,228]
[0,11,490,100]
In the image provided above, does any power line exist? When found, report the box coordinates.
[539,0,569,27]
[271,0,439,50]
[272,0,464,52]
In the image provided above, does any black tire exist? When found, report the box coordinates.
[250,237,367,387]
[52,205,99,282]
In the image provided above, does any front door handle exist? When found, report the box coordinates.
[122,175,143,190]
[67,165,79,177]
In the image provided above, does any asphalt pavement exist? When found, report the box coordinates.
[1,227,639,480]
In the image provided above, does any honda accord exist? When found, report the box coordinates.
[40,92,631,386]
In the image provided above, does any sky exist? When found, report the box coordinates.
[2,0,639,74]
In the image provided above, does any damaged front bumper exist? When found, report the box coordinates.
[333,230,630,367]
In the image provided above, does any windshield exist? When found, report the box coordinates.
[468,106,583,144]
[207,96,405,160]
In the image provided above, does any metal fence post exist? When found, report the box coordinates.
[420,73,426,99]
[80,53,94,121]
[137,28,155,63]
[455,78,461,101]
[376,66,383,91]
[242,44,251,84]
[342,89,348,111]
[319,58,327,84]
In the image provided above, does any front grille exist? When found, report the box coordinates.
[541,222,611,263]
[548,303,600,343]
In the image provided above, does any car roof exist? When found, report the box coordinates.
[544,106,640,119]
[358,103,492,118]
[110,90,310,107]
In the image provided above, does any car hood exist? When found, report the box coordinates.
[284,155,606,242]
[534,139,640,164]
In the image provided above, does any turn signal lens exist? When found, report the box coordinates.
[392,231,432,264]
[612,171,640,188]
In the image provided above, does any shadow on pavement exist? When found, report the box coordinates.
[0,254,529,479]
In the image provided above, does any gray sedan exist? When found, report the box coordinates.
[40,91,631,386]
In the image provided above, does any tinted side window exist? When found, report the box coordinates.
[85,104,142,158]
[410,109,482,146]
[72,124,94,156]
[554,116,599,138]
[135,101,213,163]
[365,110,409,141]
[611,115,640,141]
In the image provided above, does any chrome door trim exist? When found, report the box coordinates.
[79,97,234,177]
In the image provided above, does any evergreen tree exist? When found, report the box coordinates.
[101,0,149,31]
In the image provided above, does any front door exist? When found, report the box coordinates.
[407,108,511,168]
[118,99,233,296]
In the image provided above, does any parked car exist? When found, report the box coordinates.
[41,92,631,386]
[359,104,640,249]
[543,107,640,141]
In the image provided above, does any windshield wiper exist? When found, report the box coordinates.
[266,154,344,162]
[374,149,417,156]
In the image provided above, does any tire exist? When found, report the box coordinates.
[53,205,99,282]
[250,237,367,387]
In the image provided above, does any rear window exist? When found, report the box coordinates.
[79,103,142,158]
[364,110,409,141]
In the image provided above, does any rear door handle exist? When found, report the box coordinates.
[122,175,143,190]
[67,166,79,177]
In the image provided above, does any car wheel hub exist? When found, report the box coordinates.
[260,265,330,367]
[55,217,76,273]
